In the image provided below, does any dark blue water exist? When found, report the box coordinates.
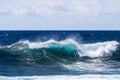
[0,31,120,76]
[0,31,120,46]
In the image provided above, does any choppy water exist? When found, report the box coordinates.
[0,31,120,80]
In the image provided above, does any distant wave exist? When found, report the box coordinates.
[0,39,119,65]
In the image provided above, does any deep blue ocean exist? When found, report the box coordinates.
[0,31,120,80]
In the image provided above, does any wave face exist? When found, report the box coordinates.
[0,39,119,65]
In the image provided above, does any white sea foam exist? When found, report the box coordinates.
[79,41,119,58]
[0,75,120,80]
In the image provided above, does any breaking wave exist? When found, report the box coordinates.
[0,39,119,65]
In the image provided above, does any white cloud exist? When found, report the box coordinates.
[0,0,120,16]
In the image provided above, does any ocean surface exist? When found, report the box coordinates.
[0,31,120,80]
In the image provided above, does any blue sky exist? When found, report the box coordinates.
[0,0,120,30]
